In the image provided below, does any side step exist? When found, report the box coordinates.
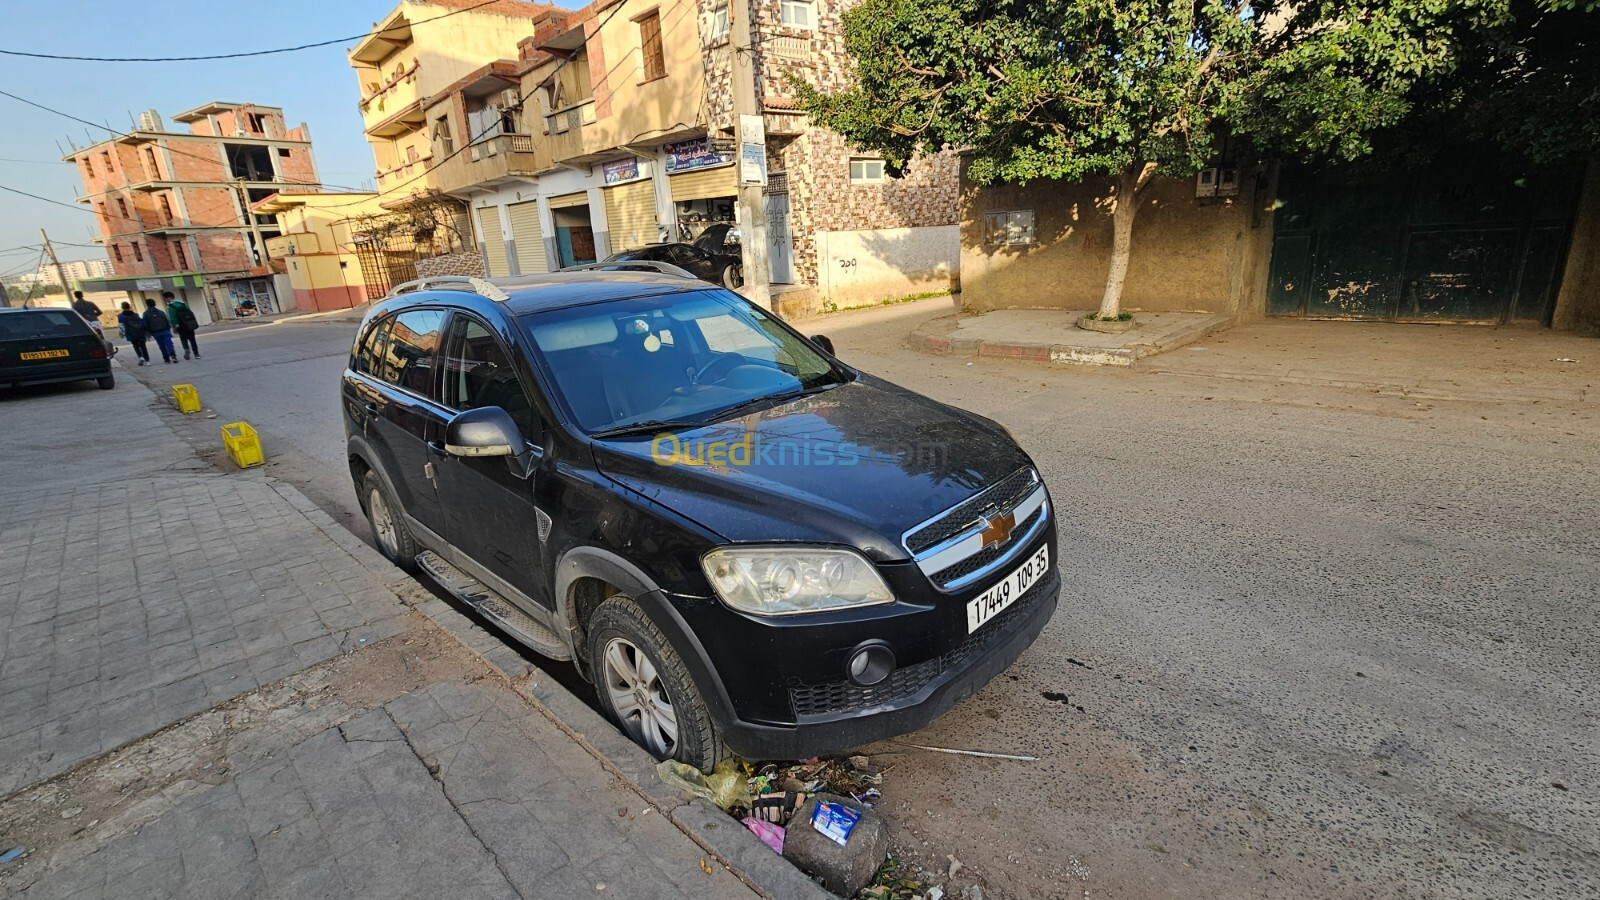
[416,551,572,661]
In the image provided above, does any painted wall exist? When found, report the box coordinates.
[960,162,1276,317]
[815,225,959,307]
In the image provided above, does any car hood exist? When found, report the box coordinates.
[590,376,1032,560]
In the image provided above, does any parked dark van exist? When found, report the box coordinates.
[342,270,1057,767]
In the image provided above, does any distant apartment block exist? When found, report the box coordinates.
[64,102,323,322]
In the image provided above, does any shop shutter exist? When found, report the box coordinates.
[548,191,588,209]
[476,206,509,277]
[669,165,737,202]
[603,180,658,252]
[507,200,547,274]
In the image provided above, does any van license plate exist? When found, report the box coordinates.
[20,349,70,360]
[967,544,1049,634]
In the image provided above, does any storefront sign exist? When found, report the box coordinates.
[135,278,163,291]
[602,157,640,184]
[740,143,767,187]
[664,138,733,174]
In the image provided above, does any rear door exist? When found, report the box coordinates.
[0,310,105,381]
[351,308,451,539]
[431,311,551,607]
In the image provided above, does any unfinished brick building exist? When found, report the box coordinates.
[67,102,321,322]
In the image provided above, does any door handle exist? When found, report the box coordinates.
[363,403,381,417]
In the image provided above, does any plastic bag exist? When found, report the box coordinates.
[741,816,785,854]
[656,758,750,809]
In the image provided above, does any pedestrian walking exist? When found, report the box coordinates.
[142,297,178,364]
[164,291,202,360]
[117,301,150,366]
[71,290,102,321]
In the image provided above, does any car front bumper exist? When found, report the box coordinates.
[709,564,1060,761]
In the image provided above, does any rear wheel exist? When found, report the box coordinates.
[722,263,743,290]
[361,470,418,569]
[96,374,115,390]
[588,595,723,770]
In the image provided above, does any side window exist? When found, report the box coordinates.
[380,309,446,397]
[442,314,540,441]
[356,316,392,376]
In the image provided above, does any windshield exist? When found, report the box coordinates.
[0,311,91,341]
[522,289,843,434]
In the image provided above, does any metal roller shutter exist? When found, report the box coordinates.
[548,191,588,209]
[669,165,736,202]
[476,206,509,277]
[603,180,658,252]
[507,200,547,274]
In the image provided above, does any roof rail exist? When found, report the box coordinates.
[557,260,697,280]
[387,275,510,302]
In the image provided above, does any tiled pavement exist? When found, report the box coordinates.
[0,475,406,796]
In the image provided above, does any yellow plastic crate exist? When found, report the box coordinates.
[221,422,264,469]
[172,383,201,413]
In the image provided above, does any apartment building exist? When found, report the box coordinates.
[403,0,959,314]
[65,102,321,322]
[254,192,392,312]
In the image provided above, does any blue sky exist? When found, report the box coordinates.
[0,0,391,272]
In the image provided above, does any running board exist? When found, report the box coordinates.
[416,551,571,661]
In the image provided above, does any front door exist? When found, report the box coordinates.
[353,309,450,537]
[431,312,549,607]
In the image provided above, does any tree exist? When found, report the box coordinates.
[797,0,1519,320]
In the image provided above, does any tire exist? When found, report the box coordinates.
[361,469,419,569]
[96,374,115,390]
[587,595,724,771]
[721,263,743,290]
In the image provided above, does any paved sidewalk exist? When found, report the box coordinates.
[910,308,1230,366]
[0,371,770,899]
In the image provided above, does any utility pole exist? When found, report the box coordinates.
[730,0,771,312]
[40,229,72,306]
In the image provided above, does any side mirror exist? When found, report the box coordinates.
[811,334,835,356]
[445,407,523,458]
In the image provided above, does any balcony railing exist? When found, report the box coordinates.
[429,133,551,195]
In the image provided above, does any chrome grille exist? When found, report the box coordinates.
[929,506,1044,585]
[905,468,1037,555]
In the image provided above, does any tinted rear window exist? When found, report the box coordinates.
[0,311,90,341]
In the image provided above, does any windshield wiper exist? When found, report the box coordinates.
[706,381,841,423]
[590,419,703,439]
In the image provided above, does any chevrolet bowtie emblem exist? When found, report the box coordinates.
[977,510,1016,550]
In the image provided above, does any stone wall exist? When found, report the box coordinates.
[416,248,486,279]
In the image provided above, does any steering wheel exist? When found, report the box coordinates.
[691,352,746,385]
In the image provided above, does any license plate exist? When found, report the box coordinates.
[967,544,1049,634]
[19,349,70,360]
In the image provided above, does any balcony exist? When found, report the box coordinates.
[359,58,421,128]
[544,101,604,166]
[430,133,552,196]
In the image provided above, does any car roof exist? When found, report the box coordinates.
[369,271,711,320]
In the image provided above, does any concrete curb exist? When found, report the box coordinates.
[910,311,1232,367]
[1142,367,1593,405]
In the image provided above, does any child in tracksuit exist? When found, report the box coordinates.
[142,297,178,364]
[117,301,150,365]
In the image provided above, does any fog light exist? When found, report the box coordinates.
[847,642,895,687]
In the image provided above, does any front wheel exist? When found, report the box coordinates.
[722,264,743,290]
[361,470,418,569]
[588,595,723,771]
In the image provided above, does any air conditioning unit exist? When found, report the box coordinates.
[500,88,522,108]
[1196,166,1240,198]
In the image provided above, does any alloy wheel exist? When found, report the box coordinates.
[368,487,399,558]
[601,637,680,757]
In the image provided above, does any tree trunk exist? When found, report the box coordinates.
[1096,163,1148,319]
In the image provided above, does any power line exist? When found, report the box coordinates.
[0,0,507,62]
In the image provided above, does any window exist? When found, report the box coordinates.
[82,156,94,177]
[983,210,1036,246]
[131,243,143,262]
[707,4,730,41]
[779,0,813,28]
[102,151,114,173]
[380,309,446,396]
[433,116,454,155]
[848,158,885,184]
[442,315,539,439]
[639,12,666,81]
[116,197,131,220]
[277,148,291,158]
[158,195,175,224]
[143,147,160,179]
[172,240,188,270]
[111,245,123,263]
[247,112,267,133]
[356,316,392,376]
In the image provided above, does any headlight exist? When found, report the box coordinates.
[701,546,894,616]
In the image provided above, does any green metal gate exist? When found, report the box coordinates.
[1268,153,1581,324]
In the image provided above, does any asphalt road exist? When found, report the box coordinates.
[123,303,1599,899]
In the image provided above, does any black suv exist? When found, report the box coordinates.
[342,270,1058,767]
